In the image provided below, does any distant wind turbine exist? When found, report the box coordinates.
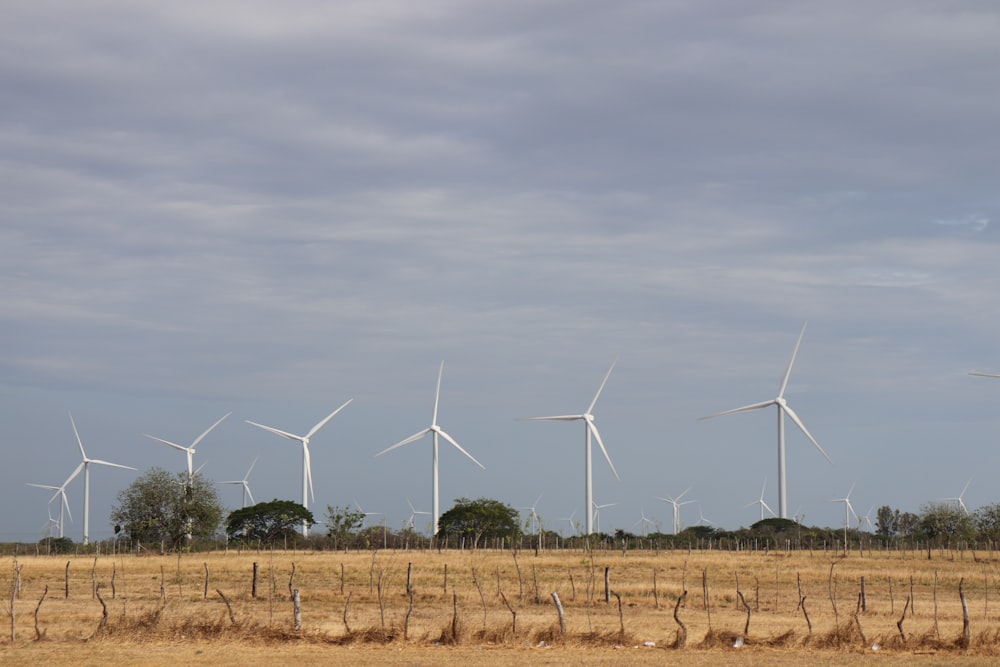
[216,457,259,508]
[144,412,231,483]
[942,477,973,515]
[67,413,136,545]
[520,493,543,535]
[246,399,352,537]
[632,506,655,537]
[405,498,431,532]
[696,505,715,527]
[560,509,580,537]
[831,482,858,538]
[657,487,695,534]
[700,323,832,519]
[744,478,776,522]
[375,362,484,535]
[27,479,73,538]
[592,500,617,534]
[520,359,621,535]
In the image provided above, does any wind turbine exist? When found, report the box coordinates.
[861,505,876,533]
[696,505,715,527]
[246,399,353,537]
[657,487,695,534]
[632,506,655,537]
[66,413,136,545]
[375,362,484,535]
[831,482,858,536]
[520,359,621,535]
[520,493,543,535]
[744,478,776,522]
[700,323,832,519]
[942,478,973,515]
[560,508,580,537]
[216,457,259,508]
[27,480,73,538]
[592,500,617,534]
[405,498,431,531]
[144,412,231,483]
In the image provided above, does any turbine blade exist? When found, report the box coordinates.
[190,412,232,449]
[519,414,585,422]
[69,412,86,459]
[676,486,692,502]
[244,482,255,506]
[62,462,85,487]
[970,372,1000,378]
[778,322,808,398]
[699,400,776,420]
[587,357,618,414]
[245,456,260,480]
[88,459,137,471]
[143,434,192,454]
[588,421,620,481]
[432,361,444,426]
[375,429,431,457]
[305,399,353,439]
[245,420,303,442]
[781,404,833,463]
[438,430,486,469]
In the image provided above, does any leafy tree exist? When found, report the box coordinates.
[875,505,900,539]
[919,502,975,551]
[974,503,1000,549]
[111,467,223,549]
[226,500,315,545]
[39,536,74,555]
[437,497,520,547]
[897,511,920,537]
[325,504,366,550]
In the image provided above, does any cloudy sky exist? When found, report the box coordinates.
[4,1,1000,542]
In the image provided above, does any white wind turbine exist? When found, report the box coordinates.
[861,505,876,533]
[27,479,73,539]
[632,506,655,537]
[520,493,543,535]
[942,478,973,515]
[831,482,858,537]
[745,478,776,522]
[375,362,484,535]
[405,498,431,532]
[246,399,353,537]
[701,323,832,519]
[592,500,617,534]
[216,457,259,508]
[657,487,695,534]
[696,505,715,527]
[520,359,621,535]
[66,413,136,545]
[144,412,231,483]
[560,509,580,537]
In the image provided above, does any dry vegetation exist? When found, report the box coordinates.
[3,544,1000,665]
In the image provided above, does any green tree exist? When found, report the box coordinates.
[875,505,900,539]
[325,504,366,550]
[974,503,1000,549]
[111,467,223,550]
[437,497,520,547]
[226,500,315,545]
[919,502,975,554]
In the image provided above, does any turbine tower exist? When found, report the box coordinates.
[246,399,353,537]
[67,413,136,545]
[520,359,621,535]
[701,323,832,519]
[375,362,484,535]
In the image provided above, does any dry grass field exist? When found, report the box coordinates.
[2,544,1000,665]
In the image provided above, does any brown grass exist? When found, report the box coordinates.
[3,545,1000,664]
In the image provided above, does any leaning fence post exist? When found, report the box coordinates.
[551,592,566,634]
